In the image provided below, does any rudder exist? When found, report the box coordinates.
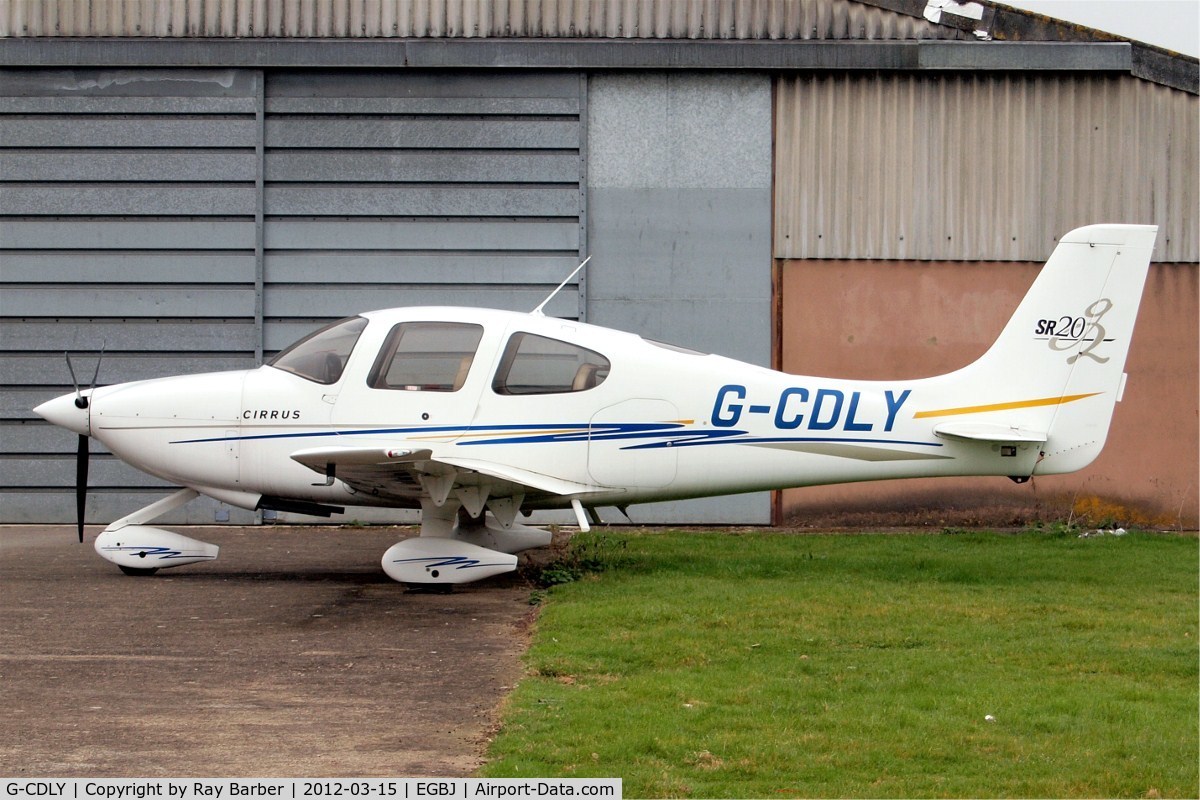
[1035,225,1157,473]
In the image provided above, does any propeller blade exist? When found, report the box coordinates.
[65,351,86,408]
[75,434,88,543]
[89,344,105,391]
[65,348,105,410]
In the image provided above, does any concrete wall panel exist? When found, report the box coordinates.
[586,187,771,356]
[2,287,258,318]
[2,185,257,216]
[0,117,257,148]
[0,219,256,249]
[265,118,580,149]
[265,151,580,183]
[262,287,578,320]
[2,150,255,182]
[263,185,577,217]
[586,72,773,523]
[0,321,258,353]
[262,219,579,251]
[1,254,255,284]
[6,492,258,526]
[0,355,251,386]
[263,253,579,284]
[1,457,174,489]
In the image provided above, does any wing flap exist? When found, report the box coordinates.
[436,455,596,497]
[290,445,434,470]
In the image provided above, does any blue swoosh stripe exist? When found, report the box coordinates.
[172,422,941,452]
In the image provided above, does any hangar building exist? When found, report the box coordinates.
[1,0,1196,528]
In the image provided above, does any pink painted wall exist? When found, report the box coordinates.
[778,260,1199,530]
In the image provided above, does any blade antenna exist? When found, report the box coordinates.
[532,255,591,317]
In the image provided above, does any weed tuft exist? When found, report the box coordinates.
[1025,518,1080,537]
[530,531,631,590]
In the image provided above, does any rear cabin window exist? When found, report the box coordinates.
[268,316,368,385]
[368,322,484,392]
[492,332,610,395]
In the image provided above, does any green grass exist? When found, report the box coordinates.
[481,530,1199,798]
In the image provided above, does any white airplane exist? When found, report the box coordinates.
[35,224,1156,587]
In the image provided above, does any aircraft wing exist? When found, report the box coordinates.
[288,444,595,512]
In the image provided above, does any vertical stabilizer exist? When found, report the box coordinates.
[924,224,1157,474]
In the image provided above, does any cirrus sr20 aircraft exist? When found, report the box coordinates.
[35,224,1156,587]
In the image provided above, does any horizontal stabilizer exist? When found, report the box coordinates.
[933,422,1047,443]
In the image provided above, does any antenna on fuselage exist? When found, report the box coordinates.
[531,255,591,316]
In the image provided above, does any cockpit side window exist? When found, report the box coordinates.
[268,316,367,385]
[492,332,610,395]
[367,322,484,392]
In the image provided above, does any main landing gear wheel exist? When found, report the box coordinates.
[403,582,455,594]
[118,565,160,576]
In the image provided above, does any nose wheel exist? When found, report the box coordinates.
[94,489,219,575]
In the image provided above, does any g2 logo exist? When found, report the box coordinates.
[1037,298,1114,364]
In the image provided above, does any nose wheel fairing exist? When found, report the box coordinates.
[95,526,220,571]
[90,488,221,574]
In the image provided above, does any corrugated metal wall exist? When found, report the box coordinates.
[1,68,262,523]
[261,71,584,354]
[1,0,956,40]
[0,68,585,523]
[775,73,1199,262]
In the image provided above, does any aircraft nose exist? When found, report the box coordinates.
[34,391,91,436]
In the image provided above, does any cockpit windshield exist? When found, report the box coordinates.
[268,316,368,384]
